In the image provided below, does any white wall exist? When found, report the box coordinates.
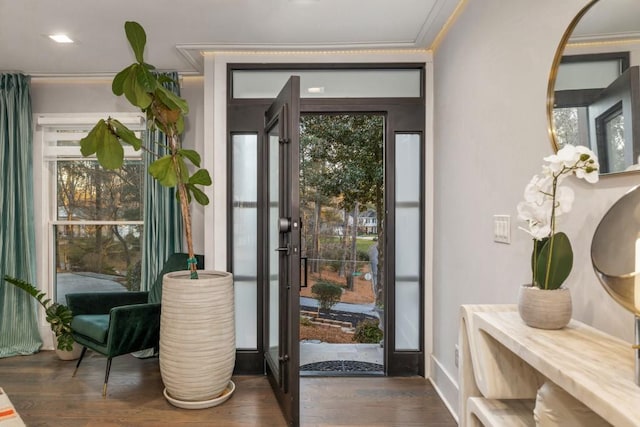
[30,76,206,254]
[432,0,638,417]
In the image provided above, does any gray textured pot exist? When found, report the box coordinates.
[160,270,235,407]
[517,285,572,330]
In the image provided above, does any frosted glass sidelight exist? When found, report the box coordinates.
[232,208,257,277]
[231,134,258,349]
[395,134,420,202]
[395,133,421,351]
[233,69,421,99]
[395,281,420,351]
[235,280,258,349]
[232,135,258,202]
[395,207,420,277]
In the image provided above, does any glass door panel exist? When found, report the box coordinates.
[264,76,301,426]
[267,128,281,372]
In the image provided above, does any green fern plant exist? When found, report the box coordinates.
[3,275,74,351]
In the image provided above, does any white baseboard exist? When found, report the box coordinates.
[429,354,459,424]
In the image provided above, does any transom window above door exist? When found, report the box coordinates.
[231,68,422,99]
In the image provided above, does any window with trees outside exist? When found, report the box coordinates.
[38,115,145,304]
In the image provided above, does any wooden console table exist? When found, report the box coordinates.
[459,305,639,427]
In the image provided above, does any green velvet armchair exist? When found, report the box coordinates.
[65,253,204,396]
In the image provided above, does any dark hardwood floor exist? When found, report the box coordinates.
[0,350,456,426]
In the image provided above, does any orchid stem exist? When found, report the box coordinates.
[544,173,560,290]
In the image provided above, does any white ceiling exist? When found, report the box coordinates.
[570,0,640,43]
[0,0,461,76]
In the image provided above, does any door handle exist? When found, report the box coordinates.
[300,256,308,288]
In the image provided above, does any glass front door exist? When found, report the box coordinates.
[228,64,427,425]
[264,76,301,426]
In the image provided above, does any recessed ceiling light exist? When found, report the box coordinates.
[49,34,74,44]
[307,87,325,94]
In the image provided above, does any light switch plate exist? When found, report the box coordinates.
[493,215,510,244]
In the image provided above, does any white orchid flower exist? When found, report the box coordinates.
[523,174,552,203]
[519,145,599,289]
[573,146,599,183]
[544,144,577,173]
[517,199,548,223]
[517,221,551,240]
[519,145,598,243]
[517,198,552,240]
[575,166,598,183]
[554,185,575,216]
[543,145,599,183]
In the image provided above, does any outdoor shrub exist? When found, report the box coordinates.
[311,281,342,311]
[353,319,383,343]
[356,249,370,262]
[300,316,313,327]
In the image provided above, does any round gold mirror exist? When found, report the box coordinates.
[547,0,640,174]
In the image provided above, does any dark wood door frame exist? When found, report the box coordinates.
[228,64,426,378]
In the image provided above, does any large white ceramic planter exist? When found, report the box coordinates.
[518,285,572,330]
[160,270,235,408]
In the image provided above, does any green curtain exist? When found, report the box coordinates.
[0,74,42,357]
[141,71,184,302]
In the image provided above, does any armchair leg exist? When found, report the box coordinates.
[72,346,88,377]
[102,357,113,398]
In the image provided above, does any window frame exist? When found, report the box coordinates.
[34,113,145,323]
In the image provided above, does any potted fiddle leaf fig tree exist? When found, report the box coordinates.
[80,21,235,408]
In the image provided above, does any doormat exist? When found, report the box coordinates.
[300,360,383,372]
